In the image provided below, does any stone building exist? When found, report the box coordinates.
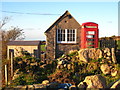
[45,10,81,60]
[7,41,41,59]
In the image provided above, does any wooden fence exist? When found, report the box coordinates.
[99,39,117,49]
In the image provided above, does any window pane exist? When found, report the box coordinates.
[67,29,76,42]
[63,34,65,41]
[70,34,72,37]
[58,29,60,33]
[88,46,94,48]
[87,31,95,34]
[73,30,75,33]
[63,30,65,33]
[67,29,69,33]
[87,35,94,38]
[57,29,66,42]
[87,42,94,45]
[73,34,75,37]
[87,39,95,41]
[73,37,75,41]
[58,37,60,41]
[58,29,76,43]
[70,38,72,41]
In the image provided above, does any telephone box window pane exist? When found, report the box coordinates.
[87,31,95,34]
[87,35,95,38]
[88,46,94,48]
[87,39,95,41]
[87,42,94,45]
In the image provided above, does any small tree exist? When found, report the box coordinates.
[0,17,25,59]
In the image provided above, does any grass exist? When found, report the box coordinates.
[41,45,46,52]
[117,40,120,49]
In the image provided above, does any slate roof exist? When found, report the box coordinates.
[45,10,77,33]
[7,41,41,46]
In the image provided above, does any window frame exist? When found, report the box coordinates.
[57,29,77,43]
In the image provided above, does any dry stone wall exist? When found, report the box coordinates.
[78,48,117,64]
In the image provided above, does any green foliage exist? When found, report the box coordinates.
[91,59,98,63]
[117,40,120,49]
[13,74,35,85]
[12,54,55,85]
[41,45,46,51]
[13,75,26,85]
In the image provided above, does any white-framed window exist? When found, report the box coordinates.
[57,29,76,43]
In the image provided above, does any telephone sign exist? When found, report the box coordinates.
[80,22,99,49]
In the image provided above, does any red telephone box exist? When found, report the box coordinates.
[81,22,99,49]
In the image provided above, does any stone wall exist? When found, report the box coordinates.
[56,44,79,58]
[45,26,56,60]
[78,48,117,63]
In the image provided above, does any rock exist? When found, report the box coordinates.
[88,48,96,60]
[40,64,47,68]
[33,84,47,89]
[87,62,98,72]
[27,85,35,90]
[60,65,64,69]
[106,57,111,60]
[100,64,111,75]
[58,60,63,65]
[104,48,111,56]
[69,50,78,54]
[14,85,27,89]
[111,48,117,63]
[103,48,109,53]
[83,75,107,88]
[64,64,67,68]
[30,62,37,66]
[78,82,87,88]
[12,69,20,80]
[110,79,120,89]
[78,48,103,63]
[111,68,118,77]
[42,80,49,85]
[78,49,88,63]
[67,64,71,70]
[57,65,60,69]
[96,49,103,58]
[18,61,23,64]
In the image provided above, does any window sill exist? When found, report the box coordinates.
[57,43,79,45]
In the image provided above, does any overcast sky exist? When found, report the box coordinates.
[1,0,119,40]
